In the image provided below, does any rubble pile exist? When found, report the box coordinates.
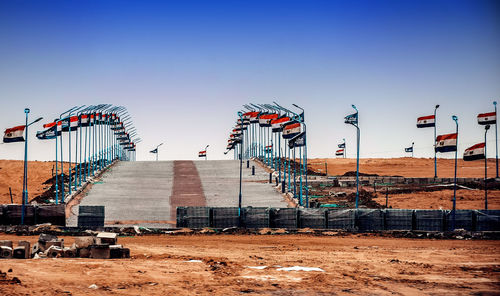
[0,232,130,259]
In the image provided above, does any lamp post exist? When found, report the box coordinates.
[21,109,43,225]
[452,115,458,230]
[238,111,244,211]
[345,104,360,208]
[411,142,414,158]
[155,143,163,161]
[494,101,498,178]
[434,104,440,178]
[485,124,490,210]
[205,145,209,160]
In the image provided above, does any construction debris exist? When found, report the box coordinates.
[0,232,130,260]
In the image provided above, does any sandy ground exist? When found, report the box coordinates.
[310,157,499,178]
[0,234,499,295]
[373,188,500,210]
[0,160,56,204]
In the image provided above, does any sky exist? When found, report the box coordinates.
[0,0,499,161]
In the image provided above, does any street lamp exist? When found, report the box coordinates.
[451,115,458,230]
[494,101,498,178]
[292,104,308,207]
[434,104,440,178]
[204,144,209,160]
[21,109,43,225]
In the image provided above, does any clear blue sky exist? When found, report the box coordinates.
[0,0,499,161]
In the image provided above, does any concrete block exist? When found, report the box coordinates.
[18,241,31,259]
[90,245,110,259]
[31,242,41,256]
[109,245,124,259]
[0,240,13,248]
[38,233,58,243]
[63,247,76,258]
[45,245,63,258]
[1,246,13,258]
[13,246,27,259]
[96,232,117,245]
[78,248,91,258]
[75,236,95,248]
[41,240,64,252]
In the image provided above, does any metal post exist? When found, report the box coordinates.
[355,125,360,208]
[21,108,29,225]
[412,142,414,158]
[343,138,346,158]
[55,124,59,204]
[434,104,440,178]
[494,101,498,178]
[452,115,458,230]
[238,112,244,210]
[485,125,490,210]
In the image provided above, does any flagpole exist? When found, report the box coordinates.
[412,142,414,158]
[343,138,346,158]
[21,108,29,225]
[452,115,458,230]
[238,111,244,212]
[485,125,490,210]
[434,104,440,178]
[494,101,498,178]
[55,122,59,204]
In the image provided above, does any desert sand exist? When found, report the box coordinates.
[0,233,498,295]
[309,157,499,178]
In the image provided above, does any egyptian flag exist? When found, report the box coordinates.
[435,133,457,153]
[62,116,79,132]
[336,149,344,157]
[345,112,358,125]
[248,111,260,123]
[265,145,273,153]
[282,122,301,139]
[232,128,242,135]
[111,122,123,131]
[405,146,413,153]
[150,148,158,154]
[289,132,306,148]
[95,113,102,124]
[227,142,235,150]
[114,127,126,135]
[271,116,290,133]
[89,113,95,125]
[417,115,435,128]
[259,113,278,127]
[3,125,25,143]
[463,143,485,161]
[80,114,90,127]
[477,112,496,125]
[235,123,247,130]
[242,112,252,122]
[338,142,345,148]
[36,121,61,140]
[199,150,207,157]
[117,133,129,141]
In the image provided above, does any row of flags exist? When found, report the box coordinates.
[3,112,137,152]
[226,111,305,151]
[417,110,497,161]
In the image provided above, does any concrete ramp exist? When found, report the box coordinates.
[73,160,288,227]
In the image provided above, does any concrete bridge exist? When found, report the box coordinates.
[69,160,288,227]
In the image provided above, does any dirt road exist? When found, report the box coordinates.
[1,234,499,295]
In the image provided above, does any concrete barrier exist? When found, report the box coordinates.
[476,210,500,231]
[357,209,384,231]
[385,209,413,231]
[327,209,355,231]
[212,207,240,228]
[415,210,444,232]
[271,208,297,228]
[78,206,105,227]
[176,207,210,228]
[445,210,474,231]
[243,207,270,228]
[298,209,326,229]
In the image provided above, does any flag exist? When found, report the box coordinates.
[199,150,207,157]
[336,149,344,157]
[289,132,306,148]
[150,148,158,154]
[80,114,90,127]
[477,112,496,125]
[271,116,290,133]
[344,112,358,125]
[3,125,25,143]
[435,133,457,153]
[417,115,435,128]
[282,122,301,139]
[90,113,95,124]
[259,113,278,127]
[405,146,413,153]
[61,116,78,132]
[265,145,273,153]
[36,122,60,140]
[338,142,345,148]
[463,143,485,161]
[248,111,260,123]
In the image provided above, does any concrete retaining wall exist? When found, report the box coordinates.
[176,207,500,232]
